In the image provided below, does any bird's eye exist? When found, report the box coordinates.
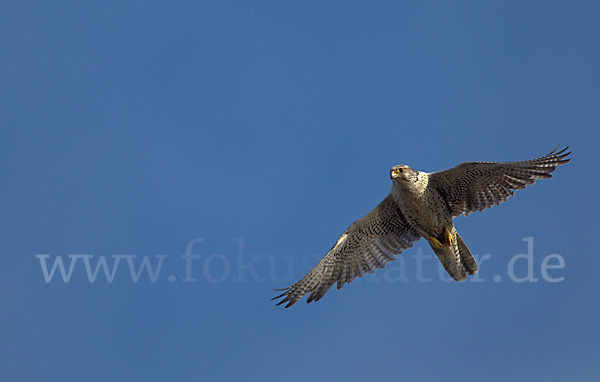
[398,168,404,173]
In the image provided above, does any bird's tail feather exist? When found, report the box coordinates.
[456,231,478,276]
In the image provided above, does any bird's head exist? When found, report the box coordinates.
[390,165,419,183]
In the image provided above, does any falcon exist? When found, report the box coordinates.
[273,146,571,308]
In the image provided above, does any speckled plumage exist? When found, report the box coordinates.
[273,146,571,308]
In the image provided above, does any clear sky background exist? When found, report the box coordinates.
[1,1,599,381]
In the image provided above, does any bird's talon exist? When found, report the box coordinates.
[444,228,454,246]
[428,236,444,249]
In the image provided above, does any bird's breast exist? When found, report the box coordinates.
[394,187,450,236]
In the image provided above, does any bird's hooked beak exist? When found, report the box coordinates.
[391,168,404,179]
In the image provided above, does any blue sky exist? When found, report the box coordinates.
[1,1,599,381]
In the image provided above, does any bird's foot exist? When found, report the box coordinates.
[444,227,454,246]
[428,236,444,249]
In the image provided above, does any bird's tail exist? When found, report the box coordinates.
[429,227,478,281]
[455,230,478,276]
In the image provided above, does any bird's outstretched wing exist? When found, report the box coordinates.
[429,146,571,218]
[272,195,420,308]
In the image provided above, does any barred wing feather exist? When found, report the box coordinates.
[429,146,571,217]
[272,196,420,308]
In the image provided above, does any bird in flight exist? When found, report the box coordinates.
[273,146,571,308]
